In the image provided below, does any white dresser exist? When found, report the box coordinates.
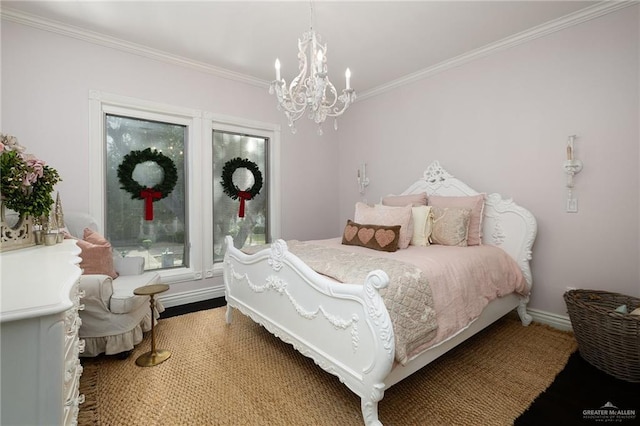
[1,240,85,426]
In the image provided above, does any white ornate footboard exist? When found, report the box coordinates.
[224,236,395,425]
[223,161,537,426]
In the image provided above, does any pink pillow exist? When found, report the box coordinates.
[354,202,413,249]
[428,194,485,246]
[381,192,427,207]
[84,228,109,245]
[77,228,118,278]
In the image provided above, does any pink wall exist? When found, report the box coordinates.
[2,7,638,317]
[0,20,339,242]
[338,7,640,316]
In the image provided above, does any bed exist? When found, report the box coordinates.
[223,161,537,425]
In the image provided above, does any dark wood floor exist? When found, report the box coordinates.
[160,297,226,319]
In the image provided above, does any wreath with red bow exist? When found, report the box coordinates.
[221,157,263,218]
[117,148,177,221]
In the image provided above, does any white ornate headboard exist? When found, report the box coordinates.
[401,161,537,288]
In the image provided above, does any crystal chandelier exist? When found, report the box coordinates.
[269,2,356,135]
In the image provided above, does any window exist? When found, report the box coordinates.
[90,91,280,286]
[105,114,188,270]
[212,130,269,263]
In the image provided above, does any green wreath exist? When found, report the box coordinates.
[118,148,177,220]
[221,157,262,217]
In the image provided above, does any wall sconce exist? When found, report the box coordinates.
[357,163,370,194]
[563,135,583,212]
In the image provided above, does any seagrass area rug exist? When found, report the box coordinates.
[78,308,577,426]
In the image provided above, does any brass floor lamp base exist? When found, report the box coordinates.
[136,349,171,367]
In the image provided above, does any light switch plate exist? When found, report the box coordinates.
[566,198,578,213]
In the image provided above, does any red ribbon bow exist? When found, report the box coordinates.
[140,188,162,221]
[237,191,252,218]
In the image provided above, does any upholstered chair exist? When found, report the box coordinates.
[64,212,165,357]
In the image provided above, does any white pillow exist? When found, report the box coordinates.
[113,254,145,276]
[354,203,413,249]
[411,206,434,246]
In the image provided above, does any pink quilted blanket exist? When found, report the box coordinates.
[287,240,438,365]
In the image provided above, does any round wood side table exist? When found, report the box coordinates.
[133,283,170,367]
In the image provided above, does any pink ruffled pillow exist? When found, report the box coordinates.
[77,228,118,279]
[354,202,413,249]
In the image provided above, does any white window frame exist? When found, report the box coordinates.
[89,90,203,283]
[89,91,281,284]
[202,111,281,278]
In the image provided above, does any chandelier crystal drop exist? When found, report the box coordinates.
[269,5,356,135]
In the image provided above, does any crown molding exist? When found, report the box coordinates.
[358,0,637,101]
[1,1,635,100]
[0,7,270,89]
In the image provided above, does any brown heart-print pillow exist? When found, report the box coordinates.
[342,220,401,252]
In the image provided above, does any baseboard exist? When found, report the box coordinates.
[158,284,225,308]
[529,308,572,331]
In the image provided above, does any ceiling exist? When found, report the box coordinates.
[3,1,606,96]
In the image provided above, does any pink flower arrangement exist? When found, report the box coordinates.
[0,133,61,218]
[23,156,46,186]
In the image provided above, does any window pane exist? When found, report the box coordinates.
[105,114,188,270]
[213,130,268,263]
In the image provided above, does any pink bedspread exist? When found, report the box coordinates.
[307,238,528,358]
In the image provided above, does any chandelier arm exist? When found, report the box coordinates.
[271,81,307,122]
[282,95,308,120]
[322,90,355,118]
[322,80,339,108]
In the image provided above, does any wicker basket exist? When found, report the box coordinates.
[564,289,640,382]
